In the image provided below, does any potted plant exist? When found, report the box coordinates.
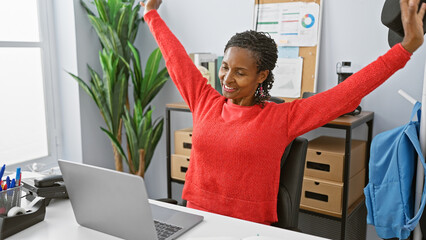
[69,0,168,177]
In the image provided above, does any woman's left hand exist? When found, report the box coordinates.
[400,0,426,53]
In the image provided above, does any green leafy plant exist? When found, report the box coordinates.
[70,0,168,177]
[128,44,169,111]
[105,101,164,177]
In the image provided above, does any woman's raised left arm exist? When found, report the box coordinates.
[285,0,425,139]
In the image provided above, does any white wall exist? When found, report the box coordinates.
[52,0,82,163]
[53,0,115,170]
[53,1,425,239]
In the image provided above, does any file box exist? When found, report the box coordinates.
[174,128,193,156]
[171,154,190,181]
[300,168,365,216]
[305,136,366,182]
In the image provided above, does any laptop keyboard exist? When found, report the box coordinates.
[154,220,182,240]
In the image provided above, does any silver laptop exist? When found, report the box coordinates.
[58,159,203,240]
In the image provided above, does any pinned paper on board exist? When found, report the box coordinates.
[253,0,322,100]
[255,2,320,46]
[278,46,299,59]
[271,57,303,98]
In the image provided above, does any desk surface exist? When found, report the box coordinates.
[10,199,328,240]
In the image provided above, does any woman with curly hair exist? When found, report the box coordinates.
[141,0,425,225]
[222,30,278,107]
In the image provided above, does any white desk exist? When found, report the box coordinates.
[9,199,328,240]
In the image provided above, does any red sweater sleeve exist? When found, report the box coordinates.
[286,43,412,139]
[144,10,220,113]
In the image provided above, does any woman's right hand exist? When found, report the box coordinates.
[140,0,162,15]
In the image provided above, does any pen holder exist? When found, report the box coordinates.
[0,197,46,240]
[0,185,22,216]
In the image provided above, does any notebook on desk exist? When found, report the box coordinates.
[58,159,203,240]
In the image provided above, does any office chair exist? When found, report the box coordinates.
[269,96,285,104]
[272,137,308,230]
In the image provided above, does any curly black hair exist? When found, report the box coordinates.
[224,30,278,106]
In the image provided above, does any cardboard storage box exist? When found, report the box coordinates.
[300,168,365,216]
[175,128,193,156]
[171,154,190,181]
[305,136,366,182]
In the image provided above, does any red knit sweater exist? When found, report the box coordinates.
[145,10,412,224]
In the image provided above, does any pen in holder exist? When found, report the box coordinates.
[0,185,22,216]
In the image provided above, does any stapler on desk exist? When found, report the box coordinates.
[0,197,46,240]
[22,175,68,206]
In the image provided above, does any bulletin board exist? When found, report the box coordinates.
[253,0,322,102]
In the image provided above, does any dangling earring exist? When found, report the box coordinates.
[259,84,265,97]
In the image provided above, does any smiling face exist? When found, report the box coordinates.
[219,47,269,106]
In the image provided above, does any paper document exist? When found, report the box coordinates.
[271,57,303,98]
[255,4,280,41]
[255,2,320,46]
[278,46,299,59]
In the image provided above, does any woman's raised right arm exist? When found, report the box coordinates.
[141,1,219,112]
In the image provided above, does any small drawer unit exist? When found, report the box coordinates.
[171,154,190,181]
[174,128,193,156]
[305,136,366,182]
[300,168,365,216]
